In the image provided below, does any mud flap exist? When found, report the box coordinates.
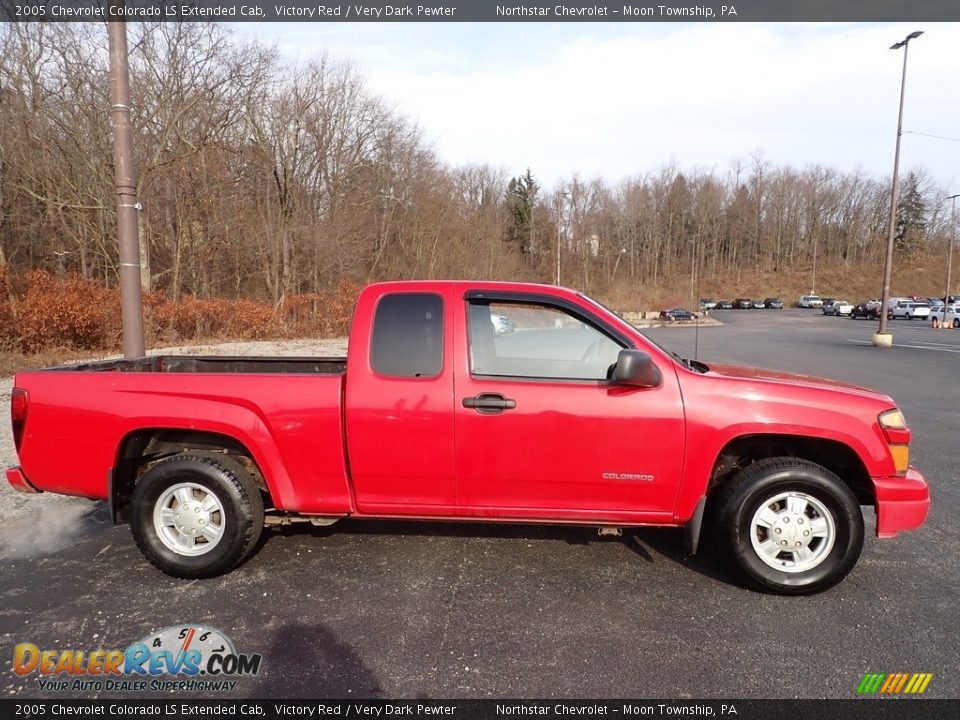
[685,495,707,555]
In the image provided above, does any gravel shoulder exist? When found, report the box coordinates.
[0,338,348,538]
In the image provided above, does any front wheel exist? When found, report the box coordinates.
[131,452,265,578]
[712,458,863,594]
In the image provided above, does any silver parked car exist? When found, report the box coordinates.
[490,313,514,334]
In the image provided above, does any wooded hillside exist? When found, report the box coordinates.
[0,23,954,310]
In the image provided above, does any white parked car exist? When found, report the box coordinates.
[889,300,931,320]
[930,304,960,328]
[798,294,823,308]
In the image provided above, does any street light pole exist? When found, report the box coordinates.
[811,235,817,294]
[945,193,959,318]
[556,191,569,286]
[874,30,923,348]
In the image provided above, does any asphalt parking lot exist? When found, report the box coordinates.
[1,309,957,699]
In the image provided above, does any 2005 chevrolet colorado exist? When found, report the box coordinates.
[6,281,929,593]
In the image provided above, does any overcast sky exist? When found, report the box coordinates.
[231,22,960,193]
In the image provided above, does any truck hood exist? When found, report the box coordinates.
[704,362,893,403]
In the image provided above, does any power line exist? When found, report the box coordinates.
[903,130,960,144]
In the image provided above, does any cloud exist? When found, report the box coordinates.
[233,22,960,189]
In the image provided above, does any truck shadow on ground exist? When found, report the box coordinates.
[248,622,383,698]
[263,519,737,589]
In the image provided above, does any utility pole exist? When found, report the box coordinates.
[107,14,145,357]
[945,193,959,318]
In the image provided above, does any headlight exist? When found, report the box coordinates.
[879,409,907,429]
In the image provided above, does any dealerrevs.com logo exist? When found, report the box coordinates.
[13,625,261,693]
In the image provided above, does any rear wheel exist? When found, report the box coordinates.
[712,457,863,594]
[131,452,264,578]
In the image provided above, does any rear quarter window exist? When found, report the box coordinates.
[370,293,444,378]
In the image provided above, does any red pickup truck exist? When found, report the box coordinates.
[6,281,929,593]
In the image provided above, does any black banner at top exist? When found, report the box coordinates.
[2,0,960,22]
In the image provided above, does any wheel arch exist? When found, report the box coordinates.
[706,433,874,505]
[110,428,271,524]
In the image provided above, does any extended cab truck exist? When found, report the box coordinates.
[7,282,930,594]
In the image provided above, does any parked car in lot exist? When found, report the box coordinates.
[930,304,960,328]
[851,303,893,321]
[660,308,698,322]
[699,298,717,310]
[763,298,783,309]
[822,300,854,316]
[734,298,753,309]
[491,313,514,334]
[714,300,734,310]
[798,294,823,308]
[890,300,931,320]
[6,280,929,593]
[752,299,766,309]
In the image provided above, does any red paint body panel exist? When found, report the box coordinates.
[672,364,904,521]
[13,372,349,513]
[7,280,929,540]
[874,468,931,538]
[344,283,456,511]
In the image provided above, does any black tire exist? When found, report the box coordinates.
[711,457,863,594]
[954,318,959,329]
[131,452,264,578]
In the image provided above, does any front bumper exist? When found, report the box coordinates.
[874,466,929,538]
[5,466,41,494]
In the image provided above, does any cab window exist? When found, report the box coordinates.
[467,300,623,381]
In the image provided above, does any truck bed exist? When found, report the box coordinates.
[46,355,347,375]
[13,357,350,512]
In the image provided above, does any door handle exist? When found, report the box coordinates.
[462,393,517,414]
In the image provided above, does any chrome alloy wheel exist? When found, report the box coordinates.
[749,491,835,573]
[153,482,225,556]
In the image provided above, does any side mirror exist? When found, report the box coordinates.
[612,349,662,388]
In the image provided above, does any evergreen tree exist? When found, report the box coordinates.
[504,169,539,256]
[895,172,926,256]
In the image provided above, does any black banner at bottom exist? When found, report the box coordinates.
[1,700,957,720]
